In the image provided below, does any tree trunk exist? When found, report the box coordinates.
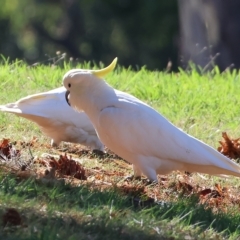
[178,0,240,71]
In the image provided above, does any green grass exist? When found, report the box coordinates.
[1,59,240,239]
[0,172,232,240]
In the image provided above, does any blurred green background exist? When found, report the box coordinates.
[0,0,178,70]
[1,0,240,71]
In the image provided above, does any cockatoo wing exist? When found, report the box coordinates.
[98,91,240,177]
[0,87,94,131]
[0,87,103,150]
[0,87,63,118]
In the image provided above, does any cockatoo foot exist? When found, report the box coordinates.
[123,175,158,185]
[124,174,142,182]
[141,178,158,186]
[51,139,60,148]
[92,149,105,158]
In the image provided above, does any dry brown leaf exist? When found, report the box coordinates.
[2,208,22,226]
[177,180,194,193]
[198,188,212,196]
[0,138,20,160]
[119,183,146,196]
[218,132,240,159]
[47,154,87,180]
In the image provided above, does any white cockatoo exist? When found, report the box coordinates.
[63,58,240,182]
[0,87,104,151]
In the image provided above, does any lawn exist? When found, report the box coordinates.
[1,58,240,239]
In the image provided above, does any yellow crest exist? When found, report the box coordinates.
[92,57,117,78]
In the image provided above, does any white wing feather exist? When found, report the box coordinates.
[0,87,103,150]
[97,90,240,179]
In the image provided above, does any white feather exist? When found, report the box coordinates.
[0,87,104,151]
[63,65,240,182]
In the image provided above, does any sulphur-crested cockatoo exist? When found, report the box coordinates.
[63,58,240,182]
[0,87,104,151]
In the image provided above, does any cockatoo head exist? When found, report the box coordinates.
[63,58,117,107]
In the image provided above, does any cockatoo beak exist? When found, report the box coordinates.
[65,90,71,106]
[91,57,118,78]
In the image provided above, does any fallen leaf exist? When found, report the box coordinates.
[218,132,240,159]
[0,139,20,160]
[2,208,22,226]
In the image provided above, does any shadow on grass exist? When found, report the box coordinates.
[0,206,163,240]
[0,172,240,239]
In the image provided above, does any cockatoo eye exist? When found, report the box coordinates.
[68,83,71,88]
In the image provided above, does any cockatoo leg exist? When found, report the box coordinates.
[132,158,158,183]
[135,164,158,185]
[51,139,60,148]
[123,164,158,184]
[123,165,142,181]
[140,167,158,183]
[133,164,142,178]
